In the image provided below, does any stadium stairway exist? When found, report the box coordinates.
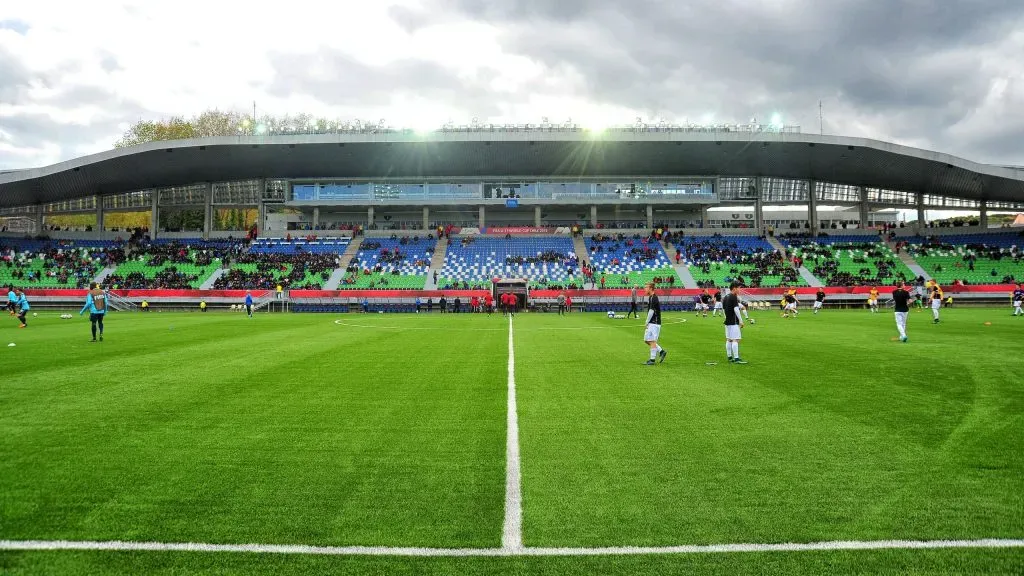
[337,237,364,271]
[897,250,931,282]
[93,266,118,285]
[323,268,347,290]
[673,264,699,289]
[424,235,448,289]
[765,235,788,254]
[798,266,824,287]
[572,234,588,265]
[200,268,226,290]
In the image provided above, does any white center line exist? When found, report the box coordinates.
[1,538,1021,557]
[502,314,523,551]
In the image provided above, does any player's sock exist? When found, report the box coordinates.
[649,348,657,361]
[725,341,732,359]
[733,342,740,358]
[91,323,97,339]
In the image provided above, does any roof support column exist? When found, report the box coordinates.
[479,205,486,230]
[646,204,653,229]
[423,206,430,231]
[150,191,159,240]
[701,205,710,229]
[591,205,597,228]
[808,180,819,233]
[916,194,926,231]
[34,205,44,236]
[534,205,541,227]
[979,199,988,229]
[368,206,375,230]
[312,207,320,230]
[95,196,104,234]
[754,177,765,234]
[203,183,213,240]
[858,187,869,229]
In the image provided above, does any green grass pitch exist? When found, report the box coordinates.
[1,307,1022,574]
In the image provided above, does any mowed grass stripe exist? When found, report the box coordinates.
[1,313,507,548]
[515,309,1024,547]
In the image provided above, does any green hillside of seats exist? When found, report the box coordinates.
[338,272,426,289]
[689,262,806,288]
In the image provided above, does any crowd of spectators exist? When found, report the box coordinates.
[795,242,909,286]
[214,253,337,290]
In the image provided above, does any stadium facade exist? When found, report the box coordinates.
[2,129,1023,238]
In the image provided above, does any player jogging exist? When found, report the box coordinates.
[723,282,747,364]
[1012,282,1023,317]
[893,281,911,342]
[14,288,29,328]
[628,285,640,319]
[244,291,254,318]
[698,290,711,317]
[7,286,16,316]
[712,288,723,317]
[79,282,108,342]
[643,282,667,365]
[813,288,825,314]
[930,283,943,323]
[867,287,880,313]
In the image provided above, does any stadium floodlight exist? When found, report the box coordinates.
[770,113,783,129]
[255,123,267,135]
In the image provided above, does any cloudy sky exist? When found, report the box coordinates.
[1,0,1023,171]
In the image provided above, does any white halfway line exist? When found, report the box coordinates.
[502,314,524,550]
[0,539,1021,557]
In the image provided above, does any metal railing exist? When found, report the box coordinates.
[105,291,138,312]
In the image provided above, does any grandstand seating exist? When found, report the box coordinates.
[439,236,577,289]
[906,233,1023,285]
[339,236,435,290]
[104,240,244,289]
[0,239,115,288]
[675,236,802,288]
[584,235,675,288]
[250,238,351,254]
[784,236,915,286]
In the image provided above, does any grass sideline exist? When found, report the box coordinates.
[2,307,1022,574]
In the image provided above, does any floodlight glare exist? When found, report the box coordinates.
[770,113,783,128]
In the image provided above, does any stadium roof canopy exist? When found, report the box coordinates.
[1,131,1023,209]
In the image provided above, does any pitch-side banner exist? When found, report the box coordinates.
[486,226,557,234]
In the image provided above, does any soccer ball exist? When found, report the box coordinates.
[607,310,615,318]
[32,312,37,317]
[749,318,756,325]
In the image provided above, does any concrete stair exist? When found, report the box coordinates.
[886,239,931,281]
[571,234,588,262]
[93,266,118,285]
[424,236,449,289]
[200,268,226,290]
[765,235,787,254]
[323,268,347,290]
[673,264,699,289]
[337,236,364,271]
[798,267,824,287]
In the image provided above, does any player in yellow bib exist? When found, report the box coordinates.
[867,287,880,313]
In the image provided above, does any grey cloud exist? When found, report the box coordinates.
[264,48,507,117]
[426,0,1024,164]
[0,46,34,104]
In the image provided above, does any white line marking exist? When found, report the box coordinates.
[502,314,523,551]
[332,318,688,332]
[0,539,1021,557]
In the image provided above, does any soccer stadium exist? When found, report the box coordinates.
[1,124,1022,575]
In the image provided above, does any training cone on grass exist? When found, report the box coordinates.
[7,343,15,347]
[984,321,992,326]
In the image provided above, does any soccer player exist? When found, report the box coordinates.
[930,283,943,323]
[813,288,826,314]
[712,288,724,317]
[782,290,798,318]
[628,285,640,319]
[14,288,29,328]
[245,291,254,318]
[79,282,107,342]
[698,290,712,318]
[557,292,567,315]
[484,292,494,315]
[893,281,911,342]
[867,286,880,313]
[643,282,667,365]
[6,286,16,316]
[1012,282,1023,317]
[723,282,747,364]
